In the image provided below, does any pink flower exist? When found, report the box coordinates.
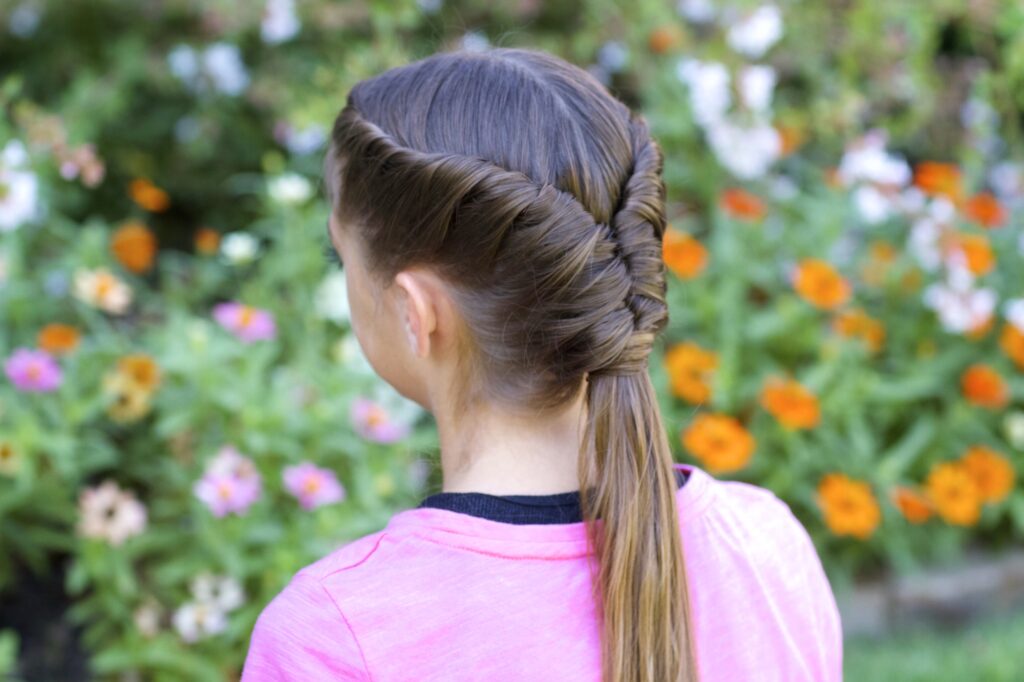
[349,396,410,444]
[193,445,262,517]
[4,347,62,392]
[212,301,276,343]
[283,462,345,510]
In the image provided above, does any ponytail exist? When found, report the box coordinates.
[579,363,697,682]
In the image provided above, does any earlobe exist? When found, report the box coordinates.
[395,271,436,360]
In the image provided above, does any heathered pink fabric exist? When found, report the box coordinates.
[241,463,843,681]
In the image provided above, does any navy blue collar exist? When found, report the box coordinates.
[417,468,689,525]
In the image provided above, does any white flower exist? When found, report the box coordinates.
[676,59,731,127]
[417,0,443,13]
[133,598,163,638]
[1005,298,1024,332]
[167,44,200,86]
[8,2,42,37]
[836,130,910,187]
[895,186,926,215]
[190,572,245,612]
[76,480,148,546]
[853,184,894,225]
[597,41,628,73]
[726,5,783,58]
[315,270,350,323]
[1003,411,1024,450]
[460,30,489,52]
[922,267,997,334]
[202,43,250,96]
[705,118,782,180]
[738,65,776,114]
[927,195,956,224]
[261,0,300,44]
[72,267,133,314]
[908,218,942,271]
[220,232,260,265]
[677,0,716,23]
[173,601,228,643]
[277,122,326,156]
[989,161,1021,198]
[267,172,313,204]
[0,140,41,232]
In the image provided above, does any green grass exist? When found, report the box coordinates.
[845,610,1024,681]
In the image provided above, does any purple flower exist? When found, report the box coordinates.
[193,445,262,517]
[4,347,62,392]
[212,301,276,343]
[349,396,410,444]
[282,462,345,510]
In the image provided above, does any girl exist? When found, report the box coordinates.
[241,46,842,682]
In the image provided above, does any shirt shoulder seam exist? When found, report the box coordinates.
[297,571,375,681]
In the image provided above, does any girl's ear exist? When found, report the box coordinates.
[394,271,437,360]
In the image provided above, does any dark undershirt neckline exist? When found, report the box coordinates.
[417,467,690,525]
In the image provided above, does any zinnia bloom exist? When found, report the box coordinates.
[816,473,881,539]
[681,413,755,473]
[719,187,767,221]
[0,440,22,476]
[963,192,1006,229]
[832,308,885,353]
[73,267,133,314]
[759,376,820,430]
[129,177,170,212]
[913,161,963,203]
[110,220,158,273]
[663,341,717,404]
[793,259,851,310]
[999,323,1024,369]
[949,233,994,276]
[925,462,981,526]
[283,462,346,510]
[37,323,81,355]
[662,227,708,280]
[961,363,1009,409]
[194,226,221,255]
[959,445,1015,504]
[4,347,62,392]
[193,445,262,517]
[212,301,276,343]
[76,480,148,545]
[350,396,411,443]
[115,354,162,392]
[890,486,932,524]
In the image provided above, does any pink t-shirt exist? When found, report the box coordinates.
[241,463,843,681]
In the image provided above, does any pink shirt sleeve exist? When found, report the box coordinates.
[241,572,371,681]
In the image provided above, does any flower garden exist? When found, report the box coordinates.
[1,0,1023,679]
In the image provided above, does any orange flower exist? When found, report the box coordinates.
[950,233,994,276]
[1000,323,1024,369]
[116,354,162,392]
[110,221,157,274]
[925,462,981,526]
[961,363,1009,409]
[890,486,932,524]
[759,376,820,430]
[913,162,963,203]
[681,413,755,473]
[960,445,1015,504]
[964,314,994,341]
[662,227,708,280]
[37,323,81,355]
[963,192,1006,229]
[816,473,881,539]
[719,188,767,221]
[663,342,717,404]
[129,178,170,212]
[194,227,221,255]
[832,307,885,353]
[793,259,851,310]
[647,25,681,54]
[775,124,804,157]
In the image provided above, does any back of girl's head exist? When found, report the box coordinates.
[323,47,697,682]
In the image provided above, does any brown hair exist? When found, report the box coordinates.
[322,46,697,682]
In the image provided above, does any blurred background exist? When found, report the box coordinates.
[1,0,1023,680]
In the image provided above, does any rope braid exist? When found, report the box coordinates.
[324,48,696,680]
